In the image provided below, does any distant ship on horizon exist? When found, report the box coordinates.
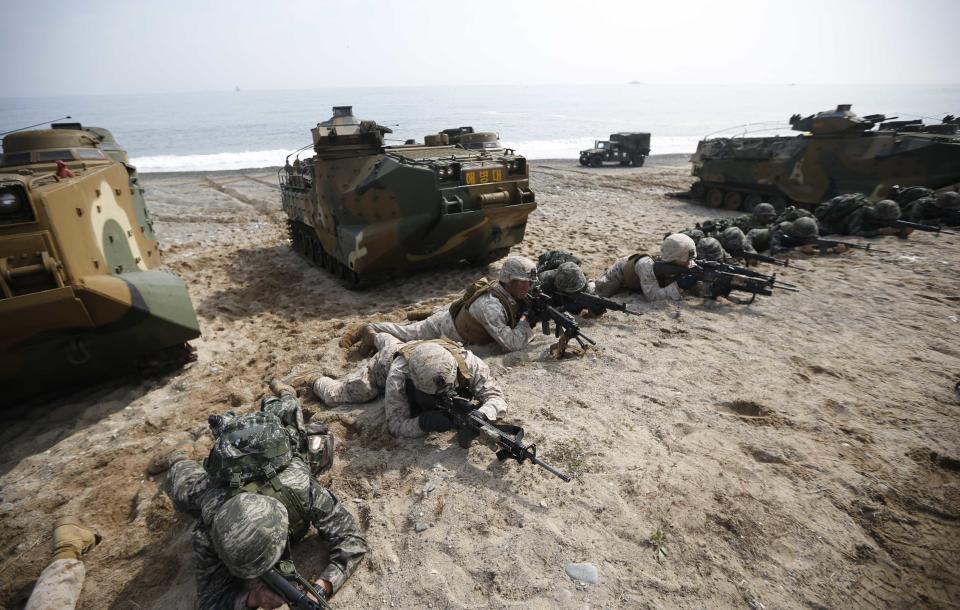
[628,80,644,85]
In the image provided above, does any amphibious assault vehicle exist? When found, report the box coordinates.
[280,107,536,286]
[0,122,201,398]
[689,105,960,211]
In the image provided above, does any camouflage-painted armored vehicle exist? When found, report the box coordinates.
[0,122,200,398]
[579,133,650,167]
[689,105,960,211]
[440,127,502,150]
[280,107,536,286]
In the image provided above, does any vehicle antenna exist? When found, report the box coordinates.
[0,115,72,137]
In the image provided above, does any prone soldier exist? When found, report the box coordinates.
[341,257,538,353]
[161,384,367,610]
[315,338,506,439]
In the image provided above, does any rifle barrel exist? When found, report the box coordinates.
[531,455,572,482]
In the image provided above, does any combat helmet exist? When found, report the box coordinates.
[499,257,537,283]
[408,343,458,395]
[754,203,777,224]
[553,262,587,293]
[785,217,819,239]
[210,493,288,578]
[661,234,697,265]
[936,191,960,210]
[873,199,901,221]
[720,226,749,251]
[697,237,726,261]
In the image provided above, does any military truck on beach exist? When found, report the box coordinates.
[280,107,537,287]
[688,105,960,211]
[579,133,651,167]
[0,122,201,398]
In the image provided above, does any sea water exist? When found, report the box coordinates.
[1,83,957,172]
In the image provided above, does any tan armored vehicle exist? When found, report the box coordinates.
[0,122,201,398]
[280,107,536,286]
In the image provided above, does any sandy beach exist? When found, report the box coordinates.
[1,154,958,609]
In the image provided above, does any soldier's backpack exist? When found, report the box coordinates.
[537,250,582,273]
[204,405,334,540]
[814,193,867,229]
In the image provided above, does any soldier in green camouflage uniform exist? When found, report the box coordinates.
[816,198,906,237]
[903,191,960,226]
[165,385,367,610]
[695,237,735,263]
[695,202,778,237]
[717,226,757,257]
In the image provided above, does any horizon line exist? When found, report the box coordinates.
[3,81,960,101]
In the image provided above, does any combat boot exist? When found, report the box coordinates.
[147,442,193,475]
[52,517,101,561]
[269,378,297,397]
[339,323,371,349]
[356,325,378,357]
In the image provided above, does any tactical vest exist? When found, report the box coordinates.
[395,339,473,415]
[449,280,520,345]
[621,254,645,291]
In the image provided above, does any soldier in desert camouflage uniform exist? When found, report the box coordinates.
[341,257,538,353]
[23,518,101,610]
[593,234,701,300]
[315,339,507,439]
[163,382,367,610]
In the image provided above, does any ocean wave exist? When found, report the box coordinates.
[130,136,703,172]
[131,149,296,173]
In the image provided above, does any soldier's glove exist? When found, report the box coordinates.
[457,410,489,448]
[53,517,102,561]
[418,411,456,433]
[675,274,699,290]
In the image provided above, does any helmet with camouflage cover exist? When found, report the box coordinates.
[499,256,537,283]
[661,234,697,265]
[696,237,725,261]
[682,228,706,243]
[754,203,776,224]
[785,217,819,239]
[553,262,586,293]
[210,493,288,579]
[408,343,457,395]
[873,199,901,221]
[720,226,749,251]
[936,191,960,210]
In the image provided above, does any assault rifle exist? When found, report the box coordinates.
[526,289,596,356]
[261,561,333,610]
[812,238,889,253]
[437,394,572,482]
[656,261,791,304]
[695,260,800,291]
[542,287,641,317]
[739,250,809,271]
[890,219,956,236]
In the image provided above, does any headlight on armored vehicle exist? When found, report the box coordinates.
[0,184,35,224]
[0,188,23,214]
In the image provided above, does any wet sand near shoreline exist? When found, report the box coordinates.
[1,155,958,609]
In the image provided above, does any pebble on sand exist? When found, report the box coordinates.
[565,562,598,584]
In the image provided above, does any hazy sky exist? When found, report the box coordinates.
[3,0,958,97]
